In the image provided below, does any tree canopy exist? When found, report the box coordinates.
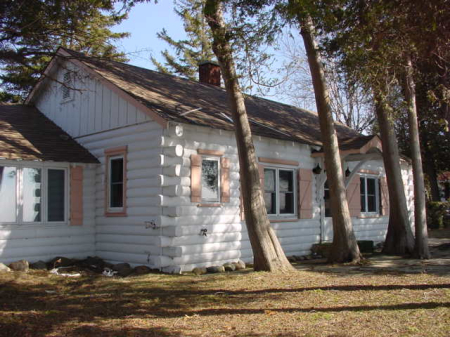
[0,0,129,100]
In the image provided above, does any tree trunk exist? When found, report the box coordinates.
[404,57,430,259]
[421,132,441,201]
[297,13,361,263]
[374,85,415,255]
[204,0,293,272]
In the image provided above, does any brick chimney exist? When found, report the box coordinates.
[199,61,221,86]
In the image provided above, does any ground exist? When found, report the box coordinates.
[0,230,449,337]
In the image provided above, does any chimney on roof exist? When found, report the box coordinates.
[199,61,221,86]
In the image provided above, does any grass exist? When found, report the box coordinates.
[0,267,449,336]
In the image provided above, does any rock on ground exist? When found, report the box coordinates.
[9,260,29,272]
[0,263,11,273]
[30,261,48,270]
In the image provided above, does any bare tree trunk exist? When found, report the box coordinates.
[204,0,293,272]
[404,57,430,259]
[374,85,415,255]
[421,133,441,201]
[297,13,361,263]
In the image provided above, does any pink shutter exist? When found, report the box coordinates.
[191,154,202,202]
[298,168,313,219]
[220,157,230,202]
[346,174,361,217]
[70,166,83,226]
[380,177,390,215]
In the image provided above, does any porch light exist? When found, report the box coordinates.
[312,164,322,175]
[345,167,351,177]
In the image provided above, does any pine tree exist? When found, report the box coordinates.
[151,0,216,81]
[0,0,129,100]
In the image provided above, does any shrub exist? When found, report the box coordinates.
[427,201,450,229]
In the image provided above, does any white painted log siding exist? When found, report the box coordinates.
[24,60,413,273]
[157,123,322,272]
[0,165,96,264]
[76,122,165,268]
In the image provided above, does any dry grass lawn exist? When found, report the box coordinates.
[1,267,449,337]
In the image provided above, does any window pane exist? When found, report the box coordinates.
[264,169,276,191]
[324,182,331,217]
[110,157,124,208]
[201,159,219,201]
[360,178,366,212]
[280,192,294,214]
[368,195,376,212]
[279,170,293,192]
[367,178,376,195]
[0,166,17,222]
[110,158,123,183]
[264,192,276,214]
[48,169,65,221]
[23,168,41,222]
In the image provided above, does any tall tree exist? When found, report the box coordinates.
[277,35,375,133]
[204,0,293,272]
[0,0,128,99]
[287,0,361,263]
[151,0,215,80]
[404,57,430,258]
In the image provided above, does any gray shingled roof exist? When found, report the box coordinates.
[0,104,99,163]
[61,48,362,147]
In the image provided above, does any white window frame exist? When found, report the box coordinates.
[264,167,297,218]
[107,155,125,212]
[360,175,380,215]
[201,156,221,203]
[0,161,69,226]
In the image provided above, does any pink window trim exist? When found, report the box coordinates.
[104,146,127,217]
[70,166,83,226]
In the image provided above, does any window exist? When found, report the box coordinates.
[105,146,127,216]
[23,168,42,222]
[109,156,124,208]
[201,157,220,202]
[323,181,332,217]
[61,71,72,101]
[0,164,67,224]
[360,176,379,213]
[0,166,17,222]
[263,168,295,216]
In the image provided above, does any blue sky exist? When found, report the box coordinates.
[112,1,185,70]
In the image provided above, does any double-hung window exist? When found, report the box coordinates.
[263,168,296,216]
[0,164,67,224]
[360,176,379,214]
[105,146,127,216]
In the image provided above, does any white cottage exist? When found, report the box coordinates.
[0,48,414,273]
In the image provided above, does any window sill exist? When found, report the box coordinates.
[357,214,381,219]
[197,203,222,207]
[60,98,74,105]
[269,218,298,223]
[105,211,127,217]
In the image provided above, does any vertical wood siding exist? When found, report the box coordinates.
[34,62,152,138]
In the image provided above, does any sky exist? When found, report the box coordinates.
[110,1,314,109]
[111,1,186,70]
